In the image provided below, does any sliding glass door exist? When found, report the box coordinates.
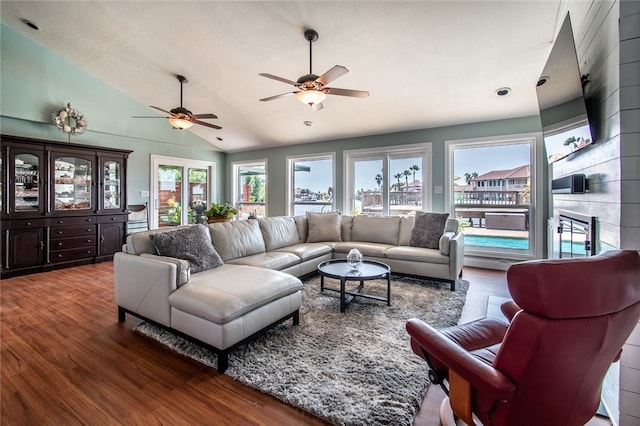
[151,155,215,228]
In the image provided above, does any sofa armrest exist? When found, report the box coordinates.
[447,232,465,280]
[140,253,191,286]
[113,252,179,327]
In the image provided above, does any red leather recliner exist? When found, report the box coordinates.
[406,250,640,426]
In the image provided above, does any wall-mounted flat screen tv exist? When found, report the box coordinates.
[536,13,593,164]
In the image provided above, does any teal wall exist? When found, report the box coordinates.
[228,116,542,216]
[0,24,226,206]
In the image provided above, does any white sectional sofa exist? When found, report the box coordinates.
[114,212,464,372]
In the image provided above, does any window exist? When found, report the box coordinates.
[150,155,215,228]
[287,154,335,216]
[232,160,266,219]
[345,143,431,217]
[446,135,539,259]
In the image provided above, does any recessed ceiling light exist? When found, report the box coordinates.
[537,76,550,87]
[495,87,511,96]
[22,19,40,31]
[303,121,314,127]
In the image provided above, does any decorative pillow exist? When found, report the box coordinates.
[149,224,223,273]
[409,212,450,249]
[306,212,343,243]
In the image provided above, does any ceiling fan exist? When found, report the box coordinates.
[259,29,369,111]
[132,75,221,130]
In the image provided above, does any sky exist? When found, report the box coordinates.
[453,144,530,181]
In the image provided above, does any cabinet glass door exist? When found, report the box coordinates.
[103,159,122,210]
[14,153,41,212]
[54,156,93,211]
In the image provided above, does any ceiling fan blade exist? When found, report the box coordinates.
[316,65,349,86]
[192,113,218,119]
[131,116,169,118]
[325,87,370,98]
[149,105,176,116]
[311,102,324,111]
[259,73,299,86]
[259,92,296,102]
[192,119,222,130]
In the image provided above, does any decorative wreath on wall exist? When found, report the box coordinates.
[52,103,87,139]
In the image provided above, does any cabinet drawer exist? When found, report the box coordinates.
[50,236,95,251]
[4,218,47,229]
[51,216,96,226]
[50,247,96,262]
[98,214,127,224]
[50,225,97,238]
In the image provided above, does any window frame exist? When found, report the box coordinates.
[343,142,432,216]
[286,152,336,217]
[231,159,268,219]
[444,133,543,261]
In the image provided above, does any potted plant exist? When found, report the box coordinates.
[205,202,238,223]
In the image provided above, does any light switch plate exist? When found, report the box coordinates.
[434,186,443,194]
[140,190,150,197]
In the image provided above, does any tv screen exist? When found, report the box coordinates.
[536,13,593,164]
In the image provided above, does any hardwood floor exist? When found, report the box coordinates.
[1,263,609,425]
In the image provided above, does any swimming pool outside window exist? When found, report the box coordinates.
[446,135,539,259]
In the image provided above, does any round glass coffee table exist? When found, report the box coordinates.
[317,259,391,313]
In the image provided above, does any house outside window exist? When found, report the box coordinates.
[232,160,266,219]
[446,135,540,260]
[287,154,335,216]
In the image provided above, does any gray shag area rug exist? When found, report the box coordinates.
[134,274,469,426]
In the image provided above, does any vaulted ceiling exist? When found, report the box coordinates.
[1,1,569,153]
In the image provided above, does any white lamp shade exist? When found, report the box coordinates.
[295,90,327,106]
[168,117,194,129]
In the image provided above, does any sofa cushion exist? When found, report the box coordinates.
[306,212,342,243]
[333,241,394,257]
[351,216,400,245]
[275,242,333,261]
[341,215,354,242]
[140,253,191,287]
[409,212,450,249]
[226,251,300,270]
[169,264,302,324]
[208,220,266,261]
[294,216,308,243]
[126,227,181,255]
[259,216,299,251]
[149,224,223,273]
[399,216,415,246]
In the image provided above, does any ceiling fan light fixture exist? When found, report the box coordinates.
[295,90,327,107]
[168,117,194,129]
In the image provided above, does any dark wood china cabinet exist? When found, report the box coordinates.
[1,135,132,278]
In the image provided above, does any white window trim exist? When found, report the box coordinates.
[343,142,432,216]
[444,132,543,262]
[150,154,216,229]
[286,152,336,216]
[231,159,268,216]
